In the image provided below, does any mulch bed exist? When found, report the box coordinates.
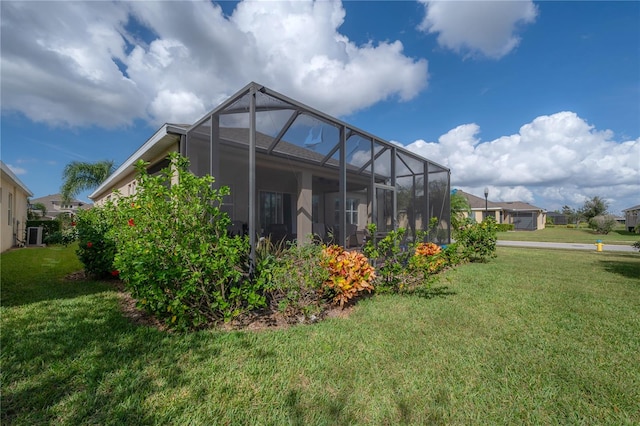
[64,271,352,332]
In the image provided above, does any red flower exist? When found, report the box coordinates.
[111,270,120,277]
[128,218,135,226]
[87,242,93,248]
[71,221,76,227]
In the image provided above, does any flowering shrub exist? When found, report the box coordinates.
[321,245,375,307]
[110,153,256,329]
[76,206,117,277]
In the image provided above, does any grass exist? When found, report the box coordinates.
[498,225,638,245]
[2,245,639,424]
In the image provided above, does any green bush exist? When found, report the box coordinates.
[496,223,514,232]
[111,154,257,330]
[43,227,78,246]
[256,239,329,322]
[75,207,117,277]
[588,215,617,235]
[363,224,411,293]
[455,217,498,262]
[26,220,60,239]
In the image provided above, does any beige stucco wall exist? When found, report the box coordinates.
[92,145,178,206]
[1,172,31,252]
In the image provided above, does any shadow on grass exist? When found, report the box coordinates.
[600,257,640,280]
[0,278,115,308]
[1,297,258,424]
[409,285,457,299]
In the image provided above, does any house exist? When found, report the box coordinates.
[546,211,568,225]
[455,189,546,230]
[29,194,91,220]
[1,160,33,252]
[622,204,640,232]
[90,82,451,254]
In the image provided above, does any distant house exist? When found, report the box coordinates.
[1,160,33,252]
[622,204,640,232]
[546,211,568,225]
[29,194,91,220]
[455,189,546,230]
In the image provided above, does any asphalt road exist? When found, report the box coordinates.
[497,240,637,253]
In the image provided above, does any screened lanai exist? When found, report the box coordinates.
[182,82,450,258]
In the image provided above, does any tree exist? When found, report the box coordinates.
[28,202,47,219]
[588,215,617,234]
[579,196,608,221]
[451,191,471,231]
[61,160,116,202]
[561,205,580,225]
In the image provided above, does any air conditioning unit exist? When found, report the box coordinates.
[27,227,43,246]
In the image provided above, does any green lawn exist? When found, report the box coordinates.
[2,245,639,424]
[498,225,638,245]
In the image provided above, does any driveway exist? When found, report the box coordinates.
[497,240,637,253]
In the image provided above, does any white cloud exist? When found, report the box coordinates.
[418,0,537,59]
[7,164,27,175]
[1,0,428,128]
[405,111,640,213]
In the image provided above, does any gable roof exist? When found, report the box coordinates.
[31,194,86,205]
[454,189,501,210]
[496,201,544,212]
[0,160,33,196]
[622,204,640,212]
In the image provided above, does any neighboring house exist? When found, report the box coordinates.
[1,160,33,252]
[546,211,568,225]
[622,204,640,232]
[29,194,91,220]
[90,82,452,251]
[455,189,546,230]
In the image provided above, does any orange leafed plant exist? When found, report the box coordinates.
[321,245,376,307]
[414,242,441,257]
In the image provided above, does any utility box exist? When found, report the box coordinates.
[27,227,43,246]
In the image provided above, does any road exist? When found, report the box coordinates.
[497,240,637,253]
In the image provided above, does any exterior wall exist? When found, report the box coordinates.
[469,209,499,223]
[1,173,31,252]
[93,145,178,206]
[625,208,639,231]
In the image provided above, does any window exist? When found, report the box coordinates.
[260,191,292,230]
[335,198,359,225]
[8,192,13,226]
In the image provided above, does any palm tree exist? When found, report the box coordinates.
[61,160,116,202]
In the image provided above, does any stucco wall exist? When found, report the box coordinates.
[1,173,31,252]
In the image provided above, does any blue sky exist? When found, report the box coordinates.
[1,0,638,214]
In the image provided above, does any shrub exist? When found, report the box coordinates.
[362,224,411,293]
[110,154,255,329]
[495,223,514,232]
[76,206,117,277]
[633,241,640,252]
[258,239,329,322]
[455,217,498,262]
[26,220,60,240]
[43,227,78,246]
[588,215,617,235]
[321,245,375,307]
